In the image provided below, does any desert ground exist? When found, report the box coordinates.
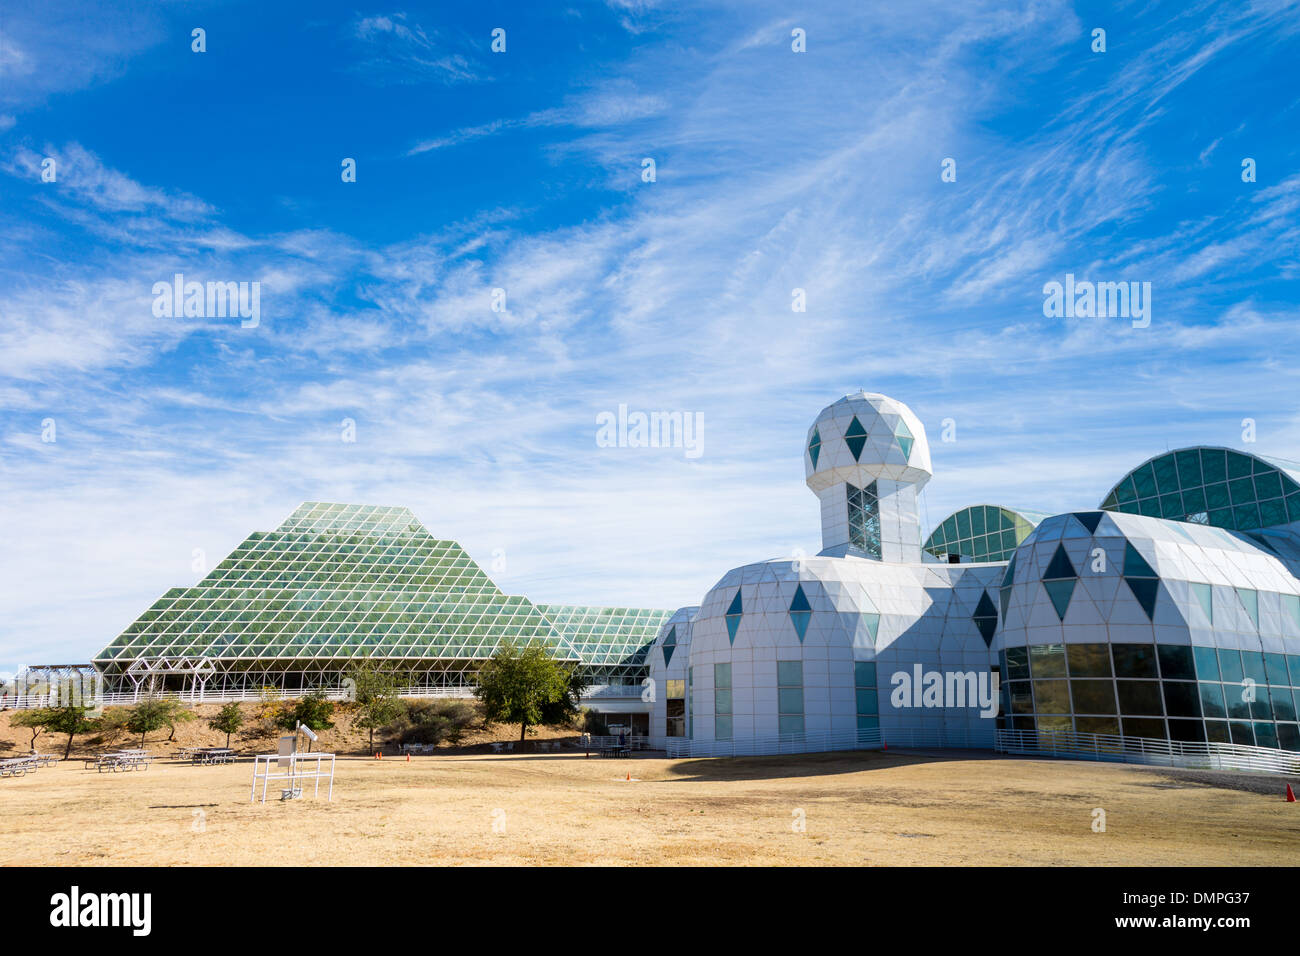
[2,747,1298,866]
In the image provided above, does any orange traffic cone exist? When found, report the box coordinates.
[374,751,380,760]
[1287,783,1296,802]
[626,771,631,781]
[406,753,410,762]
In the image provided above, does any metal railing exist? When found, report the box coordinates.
[995,728,1300,776]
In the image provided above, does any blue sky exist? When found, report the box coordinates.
[2,0,1299,669]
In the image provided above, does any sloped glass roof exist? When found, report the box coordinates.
[1100,447,1300,531]
[535,604,674,668]
[924,504,1049,562]
[94,502,668,670]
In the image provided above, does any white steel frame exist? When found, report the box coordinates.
[250,752,336,803]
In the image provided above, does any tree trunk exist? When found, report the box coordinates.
[519,721,527,742]
[64,733,75,759]
[140,731,147,748]
[226,731,231,748]
[29,729,40,749]
[370,727,375,752]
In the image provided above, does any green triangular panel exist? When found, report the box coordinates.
[662,626,677,667]
[845,416,868,461]
[972,590,999,646]
[1125,577,1159,620]
[726,590,743,617]
[893,418,914,459]
[808,428,822,468]
[1043,544,1076,581]
[1001,553,1018,589]
[1043,578,1076,620]
[862,612,880,642]
[1074,511,1104,534]
[725,614,740,644]
[790,611,810,641]
[1122,542,1157,578]
[790,584,811,613]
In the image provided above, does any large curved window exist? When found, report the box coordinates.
[924,505,1048,563]
[1100,447,1300,530]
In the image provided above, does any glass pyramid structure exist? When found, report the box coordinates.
[93,502,671,695]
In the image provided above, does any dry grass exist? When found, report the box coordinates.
[1,748,1297,866]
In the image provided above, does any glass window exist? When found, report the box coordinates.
[1241,651,1267,685]
[1070,679,1116,714]
[715,715,732,740]
[1277,723,1300,752]
[1264,652,1288,686]
[1117,680,1164,716]
[856,688,878,714]
[1192,645,1220,681]
[1029,644,1066,678]
[779,715,805,736]
[1204,720,1231,743]
[665,679,685,699]
[1113,644,1159,678]
[1224,682,1252,719]
[1075,716,1120,735]
[854,661,876,687]
[777,661,803,687]
[1009,681,1033,714]
[1067,643,1112,678]
[1253,722,1279,749]
[1162,681,1201,718]
[1228,721,1255,746]
[1168,718,1206,743]
[1005,647,1030,681]
[714,663,731,689]
[1249,685,1273,721]
[1121,717,1166,739]
[1271,687,1296,722]
[778,687,805,714]
[1198,682,1227,719]
[1032,679,1069,713]
[714,689,733,714]
[1157,645,1195,681]
[1218,649,1245,684]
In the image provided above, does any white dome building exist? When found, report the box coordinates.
[648,393,1300,763]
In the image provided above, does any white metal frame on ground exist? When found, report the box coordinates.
[250,752,336,803]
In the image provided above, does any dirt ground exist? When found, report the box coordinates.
[1,748,1297,866]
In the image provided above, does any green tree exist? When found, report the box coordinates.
[540,665,591,730]
[208,703,245,748]
[125,697,171,748]
[161,699,196,741]
[45,705,99,759]
[347,661,405,752]
[474,640,572,742]
[277,692,336,750]
[10,708,53,750]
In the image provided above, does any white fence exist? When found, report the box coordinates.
[995,728,1300,776]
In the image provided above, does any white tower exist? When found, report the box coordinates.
[804,392,932,562]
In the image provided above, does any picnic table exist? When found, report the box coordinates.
[191,747,235,765]
[401,743,437,755]
[599,746,631,758]
[0,756,39,778]
[84,750,153,773]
